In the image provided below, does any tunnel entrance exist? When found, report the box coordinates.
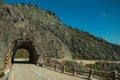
[11,39,39,64]
[13,49,30,63]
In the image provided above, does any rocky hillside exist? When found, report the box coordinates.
[0,2,120,67]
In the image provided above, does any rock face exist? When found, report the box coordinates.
[0,3,120,68]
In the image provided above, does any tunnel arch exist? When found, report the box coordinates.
[11,38,39,64]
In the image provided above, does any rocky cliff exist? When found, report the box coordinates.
[0,3,120,68]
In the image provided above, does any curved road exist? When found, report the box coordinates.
[9,63,86,80]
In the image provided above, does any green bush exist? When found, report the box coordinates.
[14,49,29,58]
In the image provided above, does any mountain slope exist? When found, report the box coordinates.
[0,2,120,66]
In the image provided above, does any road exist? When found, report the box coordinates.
[9,63,86,80]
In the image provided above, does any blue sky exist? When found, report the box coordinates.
[4,0,120,45]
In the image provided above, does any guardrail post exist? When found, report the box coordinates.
[73,67,76,76]
[49,63,51,69]
[44,62,46,67]
[51,63,53,69]
[55,64,57,71]
[112,71,117,80]
[88,64,93,80]
[46,62,48,67]
[62,65,65,73]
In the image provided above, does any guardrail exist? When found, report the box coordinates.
[43,63,120,80]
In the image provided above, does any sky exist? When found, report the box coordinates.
[4,0,120,45]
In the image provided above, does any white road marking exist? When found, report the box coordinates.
[30,69,50,80]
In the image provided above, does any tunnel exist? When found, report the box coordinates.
[11,39,39,64]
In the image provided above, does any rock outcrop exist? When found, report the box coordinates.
[0,3,120,68]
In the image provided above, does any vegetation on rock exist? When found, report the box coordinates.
[14,49,29,59]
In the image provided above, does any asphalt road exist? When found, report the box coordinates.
[9,63,86,80]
